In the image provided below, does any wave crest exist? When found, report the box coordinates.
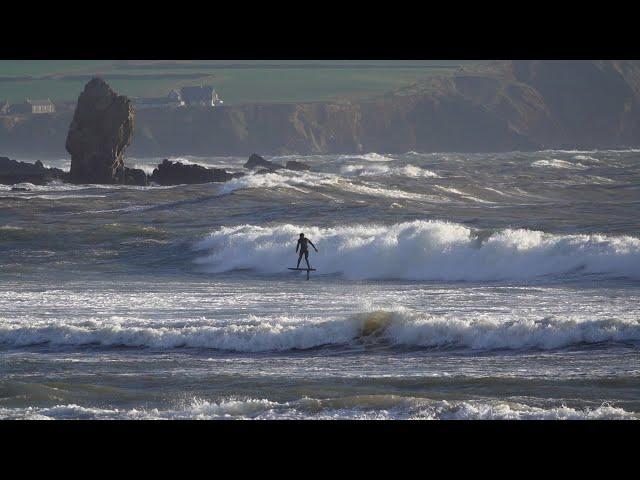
[0,397,634,420]
[2,309,639,352]
[193,221,640,281]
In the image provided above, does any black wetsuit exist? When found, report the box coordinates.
[296,237,316,269]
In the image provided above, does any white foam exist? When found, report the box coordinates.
[382,309,640,350]
[1,181,84,192]
[573,155,599,162]
[482,187,512,197]
[1,305,639,352]
[216,171,338,195]
[340,164,440,178]
[398,164,440,178]
[433,185,493,203]
[14,194,108,200]
[414,400,636,420]
[132,163,156,175]
[216,171,439,202]
[0,316,359,351]
[0,397,635,420]
[586,175,616,184]
[532,159,588,170]
[194,221,640,281]
[338,153,396,162]
[337,181,441,202]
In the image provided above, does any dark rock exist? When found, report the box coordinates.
[66,78,135,184]
[123,167,148,186]
[0,156,68,185]
[284,160,311,171]
[211,169,236,182]
[243,153,281,170]
[149,159,233,185]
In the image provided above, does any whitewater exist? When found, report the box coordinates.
[193,221,640,281]
[1,149,639,420]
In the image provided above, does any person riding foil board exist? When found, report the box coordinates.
[296,233,318,269]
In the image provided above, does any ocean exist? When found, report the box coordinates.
[1,150,639,419]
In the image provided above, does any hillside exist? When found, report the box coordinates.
[0,60,469,105]
[2,60,640,158]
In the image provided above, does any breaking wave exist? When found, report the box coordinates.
[432,185,493,203]
[0,396,635,419]
[338,153,396,162]
[340,164,440,178]
[217,171,338,195]
[532,159,588,169]
[193,220,640,281]
[215,171,439,201]
[2,309,639,352]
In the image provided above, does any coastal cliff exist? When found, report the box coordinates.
[2,60,640,157]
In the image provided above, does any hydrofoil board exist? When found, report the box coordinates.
[288,267,316,280]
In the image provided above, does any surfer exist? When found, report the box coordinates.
[296,233,318,269]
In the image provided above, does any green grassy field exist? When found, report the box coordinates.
[0,60,485,105]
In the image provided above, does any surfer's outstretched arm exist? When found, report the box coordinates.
[308,240,318,252]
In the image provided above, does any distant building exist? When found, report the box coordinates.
[11,99,56,114]
[180,85,223,107]
[132,86,223,110]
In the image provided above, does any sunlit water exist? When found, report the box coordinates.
[1,150,639,419]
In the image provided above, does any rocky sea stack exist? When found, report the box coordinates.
[66,78,141,184]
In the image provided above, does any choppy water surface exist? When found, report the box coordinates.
[1,150,639,419]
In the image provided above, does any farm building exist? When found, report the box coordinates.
[179,85,223,107]
[11,99,56,114]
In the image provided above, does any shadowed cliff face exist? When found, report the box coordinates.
[498,60,640,146]
[0,111,74,157]
[65,78,135,183]
[131,95,533,155]
[131,102,364,156]
[2,60,640,158]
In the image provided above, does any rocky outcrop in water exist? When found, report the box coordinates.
[243,153,281,170]
[123,167,149,186]
[0,156,68,185]
[65,78,135,184]
[243,154,313,172]
[284,160,311,171]
[149,159,237,185]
